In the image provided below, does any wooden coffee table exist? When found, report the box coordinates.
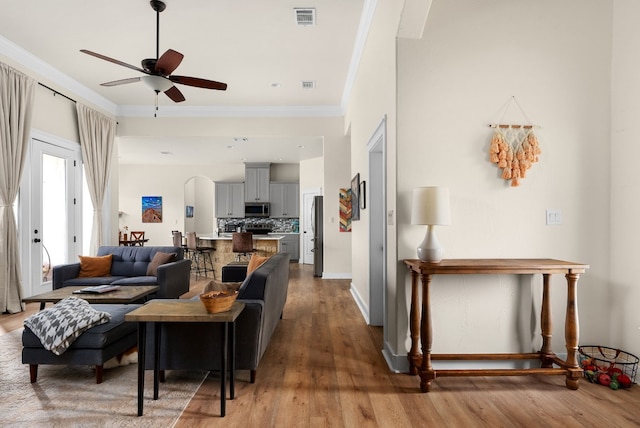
[22,285,159,310]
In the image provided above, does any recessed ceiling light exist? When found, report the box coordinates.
[297,145,305,149]
[227,145,234,149]
[241,157,247,161]
[160,151,173,155]
[271,83,281,88]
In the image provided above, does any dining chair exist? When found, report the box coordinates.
[130,231,145,246]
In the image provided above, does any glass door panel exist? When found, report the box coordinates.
[22,136,81,297]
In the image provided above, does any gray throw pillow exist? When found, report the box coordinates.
[146,251,177,276]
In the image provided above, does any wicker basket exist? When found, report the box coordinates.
[579,345,639,384]
[199,290,238,314]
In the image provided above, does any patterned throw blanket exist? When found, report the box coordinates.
[24,297,112,355]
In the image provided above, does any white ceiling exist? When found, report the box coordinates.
[0,0,367,165]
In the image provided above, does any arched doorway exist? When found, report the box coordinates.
[184,176,215,234]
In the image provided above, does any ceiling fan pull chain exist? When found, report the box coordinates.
[154,91,159,118]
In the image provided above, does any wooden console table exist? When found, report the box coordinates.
[403,259,589,392]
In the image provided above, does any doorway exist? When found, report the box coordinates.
[302,189,321,264]
[20,132,82,297]
[367,117,386,327]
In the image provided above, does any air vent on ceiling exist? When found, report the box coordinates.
[295,8,316,26]
[301,80,316,89]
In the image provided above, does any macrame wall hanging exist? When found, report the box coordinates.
[488,96,541,187]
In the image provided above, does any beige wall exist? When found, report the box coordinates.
[344,0,404,360]
[346,0,621,370]
[611,0,640,358]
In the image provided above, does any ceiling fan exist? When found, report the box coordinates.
[80,0,227,105]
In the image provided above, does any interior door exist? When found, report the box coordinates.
[21,136,82,297]
[302,190,320,264]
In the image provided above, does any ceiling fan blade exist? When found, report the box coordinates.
[164,85,186,103]
[80,49,148,74]
[169,75,227,91]
[155,49,184,75]
[100,77,141,87]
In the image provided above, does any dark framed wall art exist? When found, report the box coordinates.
[351,173,360,221]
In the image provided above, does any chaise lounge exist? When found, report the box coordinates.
[22,246,191,383]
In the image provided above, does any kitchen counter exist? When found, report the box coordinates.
[194,234,283,279]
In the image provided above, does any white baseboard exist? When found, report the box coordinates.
[350,282,369,325]
[322,272,352,279]
[383,341,409,373]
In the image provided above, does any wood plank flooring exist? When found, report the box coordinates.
[3,264,640,427]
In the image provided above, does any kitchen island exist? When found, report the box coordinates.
[198,234,284,280]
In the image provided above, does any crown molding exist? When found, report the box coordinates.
[341,0,378,110]
[117,104,344,118]
[0,35,117,115]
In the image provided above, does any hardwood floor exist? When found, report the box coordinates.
[3,264,640,427]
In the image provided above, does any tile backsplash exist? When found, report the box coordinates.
[217,217,299,233]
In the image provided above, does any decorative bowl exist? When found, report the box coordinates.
[199,290,238,314]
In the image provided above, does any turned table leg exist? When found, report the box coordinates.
[407,270,421,375]
[419,273,434,392]
[540,274,554,367]
[565,272,582,390]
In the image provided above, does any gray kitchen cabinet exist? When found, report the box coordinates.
[245,163,270,202]
[215,182,244,218]
[270,182,299,218]
[279,234,300,261]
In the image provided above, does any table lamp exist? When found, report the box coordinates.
[411,186,451,262]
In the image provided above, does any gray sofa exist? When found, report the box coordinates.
[52,245,191,299]
[145,252,290,383]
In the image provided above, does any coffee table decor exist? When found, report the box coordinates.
[199,290,238,313]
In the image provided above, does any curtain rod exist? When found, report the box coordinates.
[38,82,76,104]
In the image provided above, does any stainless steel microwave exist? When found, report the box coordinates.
[245,202,270,217]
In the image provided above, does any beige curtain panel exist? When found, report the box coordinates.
[0,62,35,313]
[76,104,116,256]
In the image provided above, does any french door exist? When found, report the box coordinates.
[20,132,82,297]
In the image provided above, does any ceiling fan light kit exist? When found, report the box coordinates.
[80,0,227,107]
[141,75,173,93]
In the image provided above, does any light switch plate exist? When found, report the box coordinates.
[546,209,562,225]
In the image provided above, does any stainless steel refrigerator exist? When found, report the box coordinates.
[312,195,323,277]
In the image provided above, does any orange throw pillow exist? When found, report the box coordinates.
[247,254,269,274]
[78,255,113,278]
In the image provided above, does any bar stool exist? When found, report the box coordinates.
[222,232,255,282]
[232,232,255,262]
[185,232,215,279]
[172,231,190,260]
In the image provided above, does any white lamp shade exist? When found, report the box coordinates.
[411,187,451,226]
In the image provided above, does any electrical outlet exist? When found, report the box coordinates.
[545,209,562,225]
